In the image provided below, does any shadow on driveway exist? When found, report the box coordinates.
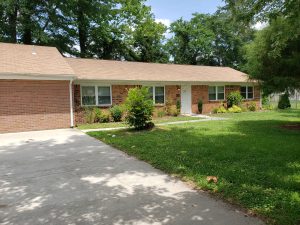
[0,129,263,225]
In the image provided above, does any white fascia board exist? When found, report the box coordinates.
[74,79,258,86]
[0,73,76,81]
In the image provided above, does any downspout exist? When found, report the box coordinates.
[69,79,74,128]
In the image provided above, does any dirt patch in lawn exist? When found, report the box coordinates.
[281,123,300,130]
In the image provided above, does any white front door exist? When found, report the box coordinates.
[181,85,192,114]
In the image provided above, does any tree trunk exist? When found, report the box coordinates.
[8,0,18,43]
[77,0,88,58]
[21,1,33,44]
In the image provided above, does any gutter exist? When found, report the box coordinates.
[0,72,76,81]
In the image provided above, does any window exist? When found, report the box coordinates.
[155,87,165,104]
[209,86,225,101]
[241,86,254,99]
[146,86,165,104]
[81,85,111,106]
[98,86,111,105]
[82,86,96,106]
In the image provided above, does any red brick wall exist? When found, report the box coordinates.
[0,80,71,133]
[112,85,136,104]
[74,84,181,123]
[165,85,181,104]
[192,85,261,114]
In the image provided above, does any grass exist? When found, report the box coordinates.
[88,110,300,225]
[77,116,202,130]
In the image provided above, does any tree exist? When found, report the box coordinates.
[167,12,253,68]
[0,0,168,62]
[224,0,300,93]
[243,17,300,93]
[167,14,215,65]
[130,16,169,63]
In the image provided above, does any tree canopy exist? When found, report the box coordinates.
[0,0,168,61]
[225,0,300,93]
[167,11,254,69]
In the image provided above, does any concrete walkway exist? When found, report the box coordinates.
[0,129,263,225]
[82,116,227,133]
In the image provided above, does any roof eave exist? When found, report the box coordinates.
[0,72,77,81]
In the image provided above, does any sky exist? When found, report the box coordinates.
[146,0,225,26]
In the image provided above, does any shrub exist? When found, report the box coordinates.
[157,108,166,117]
[213,105,227,113]
[228,105,242,113]
[176,100,181,113]
[99,110,110,123]
[125,87,154,130]
[227,91,243,108]
[84,107,96,124]
[168,105,179,116]
[247,102,257,111]
[110,105,123,122]
[93,108,102,122]
[198,99,203,114]
[278,92,291,109]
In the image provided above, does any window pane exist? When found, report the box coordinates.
[209,86,216,100]
[240,86,247,99]
[98,86,111,105]
[209,94,216,100]
[217,86,224,100]
[155,86,164,104]
[218,93,224,100]
[209,86,216,94]
[147,86,153,100]
[248,92,253,99]
[240,86,246,93]
[247,86,253,99]
[82,86,96,105]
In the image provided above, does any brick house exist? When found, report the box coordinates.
[0,43,261,133]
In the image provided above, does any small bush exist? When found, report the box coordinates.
[93,108,102,122]
[168,105,179,116]
[278,92,291,109]
[198,99,203,114]
[227,91,243,108]
[247,102,257,112]
[125,87,154,130]
[99,111,110,123]
[110,105,123,122]
[157,108,166,117]
[84,107,96,124]
[228,105,242,113]
[213,105,227,113]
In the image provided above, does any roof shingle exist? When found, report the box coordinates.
[0,43,74,77]
[66,58,250,83]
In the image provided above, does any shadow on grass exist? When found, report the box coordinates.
[89,117,300,225]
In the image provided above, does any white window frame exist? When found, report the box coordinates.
[241,86,254,100]
[81,85,112,107]
[208,86,225,101]
[146,86,165,105]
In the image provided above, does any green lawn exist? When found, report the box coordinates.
[77,116,202,130]
[88,110,300,225]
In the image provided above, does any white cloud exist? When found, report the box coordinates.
[252,21,268,30]
[155,18,172,27]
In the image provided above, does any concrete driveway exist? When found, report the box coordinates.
[0,129,264,225]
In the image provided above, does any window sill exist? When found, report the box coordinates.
[81,104,112,107]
